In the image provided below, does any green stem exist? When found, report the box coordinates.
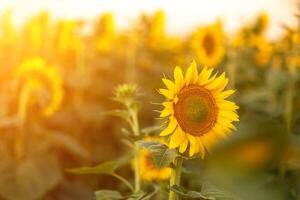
[112,173,134,192]
[16,82,31,161]
[280,70,295,178]
[134,144,141,192]
[131,111,139,137]
[130,108,141,192]
[169,157,183,200]
[285,74,294,135]
[227,50,236,90]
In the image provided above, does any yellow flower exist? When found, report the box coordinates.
[95,13,115,53]
[159,61,239,158]
[22,12,50,52]
[15,57,64,117]
[0,9,16,46]
[147,10,166,50]
[191,22,225,67]
[254,12,269,35]
[251,36,273,66]
[55,20,83,56]
[138,137,171,181]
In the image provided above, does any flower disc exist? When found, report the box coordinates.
[174,85,217,136]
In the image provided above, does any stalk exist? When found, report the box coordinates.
[134,145,141,192]
[130,108,141,192]
[169,157,183,200]
[112,173,134,192]
[15,82,31,161]
[284,72,294,135]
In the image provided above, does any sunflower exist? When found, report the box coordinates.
[95,13,115,53]
[138,137,171,181]
[15,57,64,117]
[55,20,83,56]
[159,61,239,158]
[191,22,225,67]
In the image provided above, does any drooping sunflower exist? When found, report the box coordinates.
[138,137,171,181]
[15,57,64,117]
[191,22,225,67]
[159,61,239,158]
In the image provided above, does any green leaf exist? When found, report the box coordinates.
[106,109,131,123]
[95,190,123,200]
[170,185,213,199]
[137,141,178,168]
[126,191,145,200]
[170,185,235,200]
[46,131,89,158]
[67,160,117,175]
[141,125,163,135]
[67,152,133,175]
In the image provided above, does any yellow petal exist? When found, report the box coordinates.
[160,106,173,117]
[200,132,217,152]
[190,60,198,84]
[187,134,199,157]
[184,64,193,86]
[159,89,173,99]
[169,127,185,148]
[198,67,213,84]
[162,78,175,90]
[205,72,226,91]
[160,117,177,136]
[174,66,184,90]
[212,123,227,138]
[217,100,239,110]
[179,136,188,153]
[216,90,235,99]
[213,78,229,94]
[219,110,239,121]
[197,137,206,159]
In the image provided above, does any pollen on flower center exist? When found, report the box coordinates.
[174,85,218,136]
[203,33,215,55]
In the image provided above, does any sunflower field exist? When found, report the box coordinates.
[0,5,300,200]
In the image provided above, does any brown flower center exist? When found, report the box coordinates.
[203,33,215,56]
[174,85,218,136]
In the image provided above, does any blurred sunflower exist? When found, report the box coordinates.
[253,12,269,36]
[22,12,50,52]
[15,57,64,117]
[147,10,165,50]
[0,9,16,47]
[55,20,83,57]
[251,36,273,66]
[191,22,225,67]
[138,137,171,181]
[95,13,115,53]
[159,61,239,157]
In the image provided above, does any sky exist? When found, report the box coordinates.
[0,0,298,39]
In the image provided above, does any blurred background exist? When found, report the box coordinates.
[0,0,300,199]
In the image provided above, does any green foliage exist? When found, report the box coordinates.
[170,185,235,200]
[137,141,178,168]
[95,190,124,200]
[67,151,133,175]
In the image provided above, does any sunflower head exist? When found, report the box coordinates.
[191,22,225,67]
[15,57,64,117]
[159,60,239,158]
[0,9,16,46]
[95,13,116,53]
[254,12,269,35]
[55,20,83,56]
[138,137,171,181]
